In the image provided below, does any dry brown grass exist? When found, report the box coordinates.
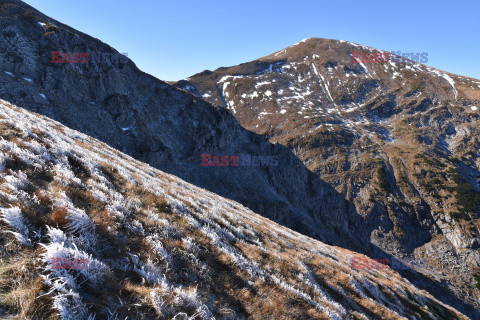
[34,189,53,207]
[65,186,103,213]
[244,281,329,320]
[90,208,118,232]
[357,297,405,319]
[48,207,69,228]
[0,252,57,319]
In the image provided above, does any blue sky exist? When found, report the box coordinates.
[24,0,479,81]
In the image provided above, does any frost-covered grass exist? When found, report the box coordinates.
[0,99,470,320]
[1,206,31,246]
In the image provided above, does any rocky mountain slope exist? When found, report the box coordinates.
[0,0,371,254]
[0,99,472,319]
[1,0,479,316]
[179,38,480,316]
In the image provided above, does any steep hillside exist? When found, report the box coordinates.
[0,1,371,253]
[179,38,480,315]
[0,99,472,319]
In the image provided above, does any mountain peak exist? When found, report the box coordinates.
[262,37,387,63]
[180,37,480,317]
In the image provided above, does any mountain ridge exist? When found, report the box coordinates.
[1,0,479,316]
[179,36,480,316]
[0,0,372,255]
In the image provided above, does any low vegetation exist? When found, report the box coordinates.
[451,173,480,218]
[377,166,391,193]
